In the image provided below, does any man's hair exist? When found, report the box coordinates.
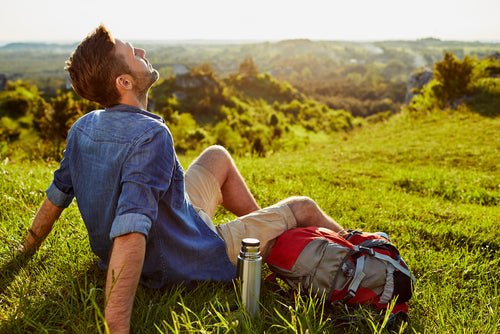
[65,25,130,107]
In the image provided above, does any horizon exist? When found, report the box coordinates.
[1,36,499,48]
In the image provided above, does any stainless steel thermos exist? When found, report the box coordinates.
[237,238,262,318]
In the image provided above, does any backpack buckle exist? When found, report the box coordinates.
[358,246,375,256]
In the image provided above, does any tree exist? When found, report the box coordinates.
[238,57,259,78]
[192,62,215,76]
[433,52,475,106]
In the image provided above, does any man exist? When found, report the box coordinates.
[20,25,343,333]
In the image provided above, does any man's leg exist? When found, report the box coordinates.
[189,146,343,263]
[278,196,343,232]
[216,196,343,264]
[189,145,341,232]
[189,145,260,216]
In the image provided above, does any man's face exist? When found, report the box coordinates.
[115,39,159,94]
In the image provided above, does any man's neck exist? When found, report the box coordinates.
[119,94,148,110]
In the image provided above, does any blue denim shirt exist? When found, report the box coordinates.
[46,104,236,287]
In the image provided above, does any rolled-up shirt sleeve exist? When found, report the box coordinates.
[109,213,152,240]
[110,126,174,241]
[46,150,75,208]
[46,182,74,208]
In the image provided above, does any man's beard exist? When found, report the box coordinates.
[133,68,160,99]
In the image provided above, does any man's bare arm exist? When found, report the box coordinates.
[21,197,64,254]
[105,232,146,334]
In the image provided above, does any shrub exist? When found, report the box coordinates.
[433,52,475,106]
[213,121,243,154]
[0,95,31,119]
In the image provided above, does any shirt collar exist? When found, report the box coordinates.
[105,104,165,123]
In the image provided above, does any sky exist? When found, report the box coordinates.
[1,0,499,44]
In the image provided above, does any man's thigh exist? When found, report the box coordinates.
[216,203,297,266]
[185,164,222,219]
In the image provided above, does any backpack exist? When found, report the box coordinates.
[266,226,415,315]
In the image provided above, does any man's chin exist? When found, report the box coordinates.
[134,69,160,97]
[151,69,160,84]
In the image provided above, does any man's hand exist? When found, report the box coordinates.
[105,232,146,334]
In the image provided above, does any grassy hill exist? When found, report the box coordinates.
[1,106,498,333]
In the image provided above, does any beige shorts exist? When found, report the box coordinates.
[185,164,297,265]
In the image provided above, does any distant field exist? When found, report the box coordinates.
[0,108,499,333]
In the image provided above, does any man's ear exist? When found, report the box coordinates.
[116,74,133,91]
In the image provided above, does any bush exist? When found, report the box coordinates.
[0,117,22,142]
[213,121,243,154]
[433,52,475,106]
[406,53,499,116]
[0,95,31,119]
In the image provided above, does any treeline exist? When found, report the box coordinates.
[1,45,499,161]
[2,38,499,115]
[0,59,355,161]
[152,58,357,155]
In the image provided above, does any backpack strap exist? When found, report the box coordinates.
[340,229,362,239]
[329,245,416,303]
[327,246,372,302]
[359,238,396,253]
[379,264,395,304]
[344,253,366,300]
[327,248,356,300]
[341,245,384,301]
[358,239,416,284]
[370,252,416,284]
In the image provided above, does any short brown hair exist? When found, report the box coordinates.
[65,25,130,107]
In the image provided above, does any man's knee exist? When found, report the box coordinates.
[190,145,235,187]
[282,196,315,207]
[205,145,229,154]
[194,145,231,167]
[281,196,318,222]
[202,145,231,162]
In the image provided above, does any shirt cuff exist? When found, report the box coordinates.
[110,213,152,241]
[46,182,74,208]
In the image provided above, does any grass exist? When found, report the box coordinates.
[1,107,499,333]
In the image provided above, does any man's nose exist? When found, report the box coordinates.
[135,48,146,58]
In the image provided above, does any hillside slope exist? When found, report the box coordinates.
[228,108,499,332]
[1,106,498,332]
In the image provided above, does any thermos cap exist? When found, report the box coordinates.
[242,238,260,247]
[240,238,261,256]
